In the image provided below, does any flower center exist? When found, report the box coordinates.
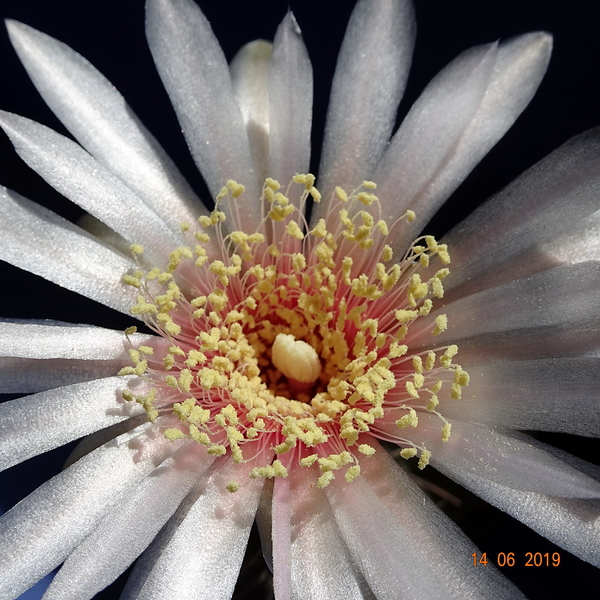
[119,176,468,489]
[271,333,321,397]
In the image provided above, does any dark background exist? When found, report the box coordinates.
[0,1,599,599]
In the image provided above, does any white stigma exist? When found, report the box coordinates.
[271,333,322,384]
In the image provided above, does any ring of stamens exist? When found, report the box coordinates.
[119,176,468,490]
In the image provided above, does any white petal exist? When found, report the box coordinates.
[316,0,415,209]
[0,424,174,600]
[63,414,150,469]
[0,111,179,265]
[409,414,600,498]
[539,208,600,265]
[0,376,145,472]
[372,42,497,231]
[121,456,263,600]
[391,32,551,244]
[0,321,155,360]
[146,0,261,231]
[444,127,600,300]
[441,357,600,436]
[0,187,137,315]
[272,471,292,599]
[415,262,600,359]
[230,40,272,187]
[0,322,160,393]
[0,357,126,393]
[6,20,204,234]
[454,207,600,304]
[268,12,312,201]
[326,438,525,599]
[289,463,373,599]
[42,442,212,600]
[431,448,600,567]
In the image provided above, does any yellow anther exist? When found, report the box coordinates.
[400,447,418,460]
[419,299,433,316]
[122,274,141,288]
[293,173,316,190]
[273,192,289,206]
[396,408,419,429]
[395,309,418,324]
[418,449,431,470]
[442,422,452,442]
[377,220,389,235]
[335,186,348,201]
[311,219,328,237]
[345,465,361,482]
[425,351,436,371]
[357,192,377,206]
[358,444,376,456]
[309,186,322,202]
[268,204,295,221]
[317,471,335,488]
[433,314,448,335]
[226,179,246,198]
[351,275,382,299]
[389,342,408,359]
[292,253,307,271]
[226,481,240,493]
[286,220,305,239]
[440,345,459,368]
[164,428,186,441]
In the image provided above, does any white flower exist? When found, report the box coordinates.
[0,1,599,600]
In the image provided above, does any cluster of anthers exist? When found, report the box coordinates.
[119,175,469,491]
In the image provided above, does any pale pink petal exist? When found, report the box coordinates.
[0,187,137,315]
[41,443,213,600]
[146,0,261,231]
[443,127,600,301]
[0,111,180,265]
[272,473,292,600]
[539,209,600,265]
[414,262,600,360]
[380,32,551,242]
[325,438,525,599]
[430,443,600,567]
[0,357,126,393]
[289,463,373,599]
[268,12,312,202]
[0,376,145,471]
[315,0,415,208]
[441,357,600,436]
[406,415,600,498]
[0,424,175,599]
[0,322,159,393]
[372,42,499,230]
[6,20,205,234]
[120,456,264,600]
[0,321,156,360]
[230,41,271,187]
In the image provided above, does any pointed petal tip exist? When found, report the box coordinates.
[5,19,52,59]
[509,30,553,59]
[524,30,553,52]
[284,10,302,36]
[5,18,33,41]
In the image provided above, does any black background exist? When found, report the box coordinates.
[0,1,599,599]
